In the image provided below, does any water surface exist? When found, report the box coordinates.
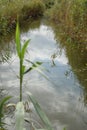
[0,21,87,130]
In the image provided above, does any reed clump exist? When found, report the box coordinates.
[0,0,45,36]
[42,0,55,9]
[20,0,45,21]
[47,0,87,43]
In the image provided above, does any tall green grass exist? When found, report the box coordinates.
[47,0,87,43]
[15,21,30,101]
[42,0,55,9]
[15,21,53,130]
[0,0,45,35]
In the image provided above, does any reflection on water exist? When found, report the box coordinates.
[65,44,87,104]
[0,21,87,130]
[50,22,87,105]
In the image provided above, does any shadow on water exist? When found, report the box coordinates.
[0,19,87,130]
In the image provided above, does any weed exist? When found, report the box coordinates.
[0,0,45,36]
[15,21,53,130]
[0,96,11,128]
[47,0,87,43]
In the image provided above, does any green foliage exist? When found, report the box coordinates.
[28,92,53,130]
[20,0,45,20]
[0,96,12,128]
[0,0,45,35]
[24,61,42,74]
[0,17,8,35]
[15,22,53,130]
[48,0,87,43]
[21,40,30,61]
[15,21,49,101]
[15,21,21,58]
[15,22,30,101]
[42,0,55,9]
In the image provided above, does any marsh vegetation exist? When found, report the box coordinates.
[0,0,87,130]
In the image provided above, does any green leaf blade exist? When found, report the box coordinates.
[28,92,53,130]
[0,96,12,119]
[0,96,12,112]
[21,40,30,61]
[24,60,43,74]
[15,22,21,58]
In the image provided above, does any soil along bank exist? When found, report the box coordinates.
[46,0,87,44]
[0,0,45,36]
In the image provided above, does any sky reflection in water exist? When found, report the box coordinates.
[0,24,87,130]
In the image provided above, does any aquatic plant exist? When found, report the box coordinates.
[15,21,53,130]
[0,96,11,128]
[15,21,30,101]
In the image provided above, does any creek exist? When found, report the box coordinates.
[0,20,87,130]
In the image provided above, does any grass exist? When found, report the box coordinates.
[0,20,53,130]
[15,20,30,101]
[45,0,87,44]
[42,0,55,9]
[1,0,86,44]
[0,0,45,36]
[15,21,53,130]
[0,96,12,128]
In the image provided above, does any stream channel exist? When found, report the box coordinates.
[0,20,87,130]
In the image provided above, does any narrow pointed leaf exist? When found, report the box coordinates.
[26,60,42,67]
[25,64,49,80]
[24,67,33,74]
[0,96,12,113]
[15,22,21,58]
[27,92,53,130]
[0,96,12,120]
[34,67,49,80]
[24,60,43,75]
[35,62,42,66]
[21,40,30,61]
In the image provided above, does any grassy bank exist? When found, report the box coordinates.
[0,0,87,44]
[42,0,55,9]
[0,0,45,36]
[46,0,87,44]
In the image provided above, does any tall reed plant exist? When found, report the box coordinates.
[15,21,30,101]
[15,21,53,130]
[47,0,87,43]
